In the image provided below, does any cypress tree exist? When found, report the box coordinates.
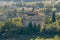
[33,23,37,33]
[37,24,41,33]
[28,21,33,29]
[28,21,33,34]
[52,10,56,23]
[32,7,34,12]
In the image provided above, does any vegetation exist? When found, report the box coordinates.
[0,18,60,37]
[52,10,56,23]
[0,1,60,40]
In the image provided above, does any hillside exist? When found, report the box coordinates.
[0,0,43,2]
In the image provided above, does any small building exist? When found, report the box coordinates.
[22,11,45,29]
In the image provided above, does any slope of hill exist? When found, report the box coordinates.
[0,0,44,2]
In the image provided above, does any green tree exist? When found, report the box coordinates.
[50,27,57,34]
[37,24,41,33]
[0,22,4,35]
[32,7,34,12]
[27,21,33,34]
[52,10,56,23]
[41,27,47,35]
[22,8,24,12]
[1,18,23,35]
[33,23,37,33]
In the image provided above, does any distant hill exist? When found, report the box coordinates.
[24,0,43,2]
[0,0,11,2]
[0,0,44,2]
